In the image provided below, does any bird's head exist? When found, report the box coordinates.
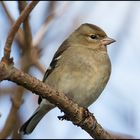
[69,23,116,50]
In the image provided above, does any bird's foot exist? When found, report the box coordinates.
[57,114,70,121]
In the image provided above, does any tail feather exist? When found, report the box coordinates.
[19,103,54,134]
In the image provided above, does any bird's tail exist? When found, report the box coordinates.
[19,104,54,135]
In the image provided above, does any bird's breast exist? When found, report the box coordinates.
[46,47,111,107]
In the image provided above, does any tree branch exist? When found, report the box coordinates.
[18,1,45,74]
[34,61,46,74]
[1,1,39,64]
[0,88,16,95]
[11,112,22,139]
[32,1,69,47]
[18,1,32,52]
[0,1,27,51]
[0,2,39,138]
[0,87,24,139]
[32,1,56,47]
[1,1,15,24]
[0,63,131,139]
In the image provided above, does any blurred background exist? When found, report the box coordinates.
[0,1,140,139]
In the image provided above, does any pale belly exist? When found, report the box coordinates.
[45,62,111,108]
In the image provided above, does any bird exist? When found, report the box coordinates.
[19,23,116,134]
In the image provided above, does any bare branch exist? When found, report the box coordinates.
[0,87,24,139]
[32,1,56,47]
[34,61,46,74]
[0,88,16,95]
[11,113,22,139]
[32,1,69,47]
[0,2,39,138]
[1,1,39,64]
[0,63,133,139]
[18,1,32,51]
[1,1,44,75]
[32,14,54,47]
[0,1,26,51]
[1,1,15,24]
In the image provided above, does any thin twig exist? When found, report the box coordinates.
[32,1,56,47]
[0,87,24,139]
[1,1,39,64]
[35,61,46,74]
[1,1,26,50]
[11,113,22,139]
[1,1,15,24]
[32,1,69,47]
[0,88,16,95]
[32,13,54,47]
[18,1,32,52]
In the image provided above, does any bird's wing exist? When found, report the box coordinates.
[38,40,69,104]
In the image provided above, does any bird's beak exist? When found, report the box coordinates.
[101,37,116,46]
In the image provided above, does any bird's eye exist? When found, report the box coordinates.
[90,34,98,39]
